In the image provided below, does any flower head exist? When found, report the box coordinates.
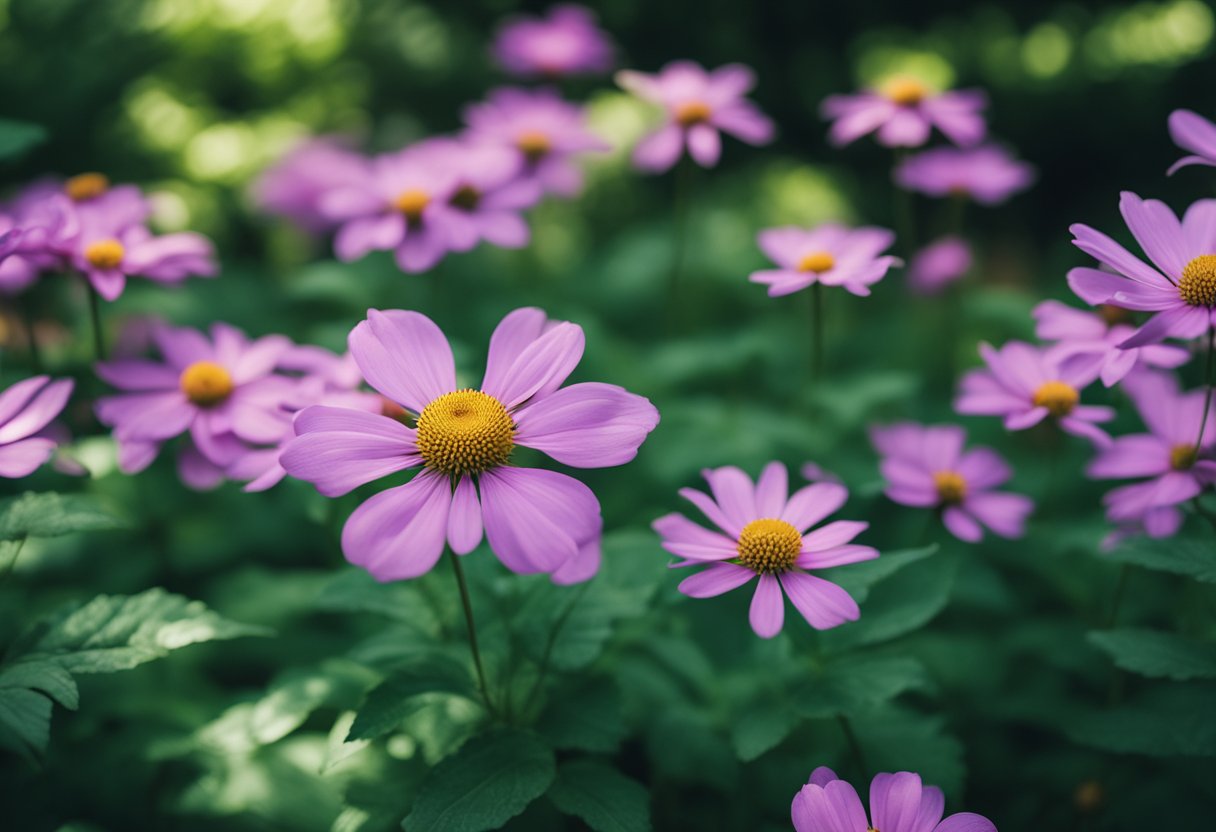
[281,308,659,584]
[895,145,1034,204]
[252,137,371,234]
[491,4,613,78]
[750,224,901,297]
[1033,300,1189,387]
[821,77,987,148]
[0,376,75,477]
[617,61,774,173]
[907,235,972,295]
[653,463,877,638]
[0,186,77,294]
[1167,109,1216,175]
[792,766,996,832]
[872,422,1033,543]
[1067,192,1216,347]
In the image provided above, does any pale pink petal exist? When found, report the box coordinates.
[677,562,755,597]
[341,471,451,581]
[348,309,456,412]
[447,475,484,555]
[780,571,860,630]
[749,573,785,638]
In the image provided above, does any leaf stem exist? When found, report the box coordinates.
[447,549,498,720]
[1194,325,1214,451]
[810,281,825,381]
[86,281,106,361]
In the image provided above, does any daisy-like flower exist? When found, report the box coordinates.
[750,224,902,297]
[894,145,1034,205]
[907,235,972,295]
[0,376,75,477]
[821,76,987,148]
[281,307,660,584]
[1067,192,1216,347]
[792,767,996,832]
[954,341,1114,446]
[0,187,76,294]
[1033,300,1189,387]
[616,61,774,173]
[1088,372,1215,539]
[424,138,543,250]
[462,87,610,198]
[252,137,371,235]
[653,462,877,639]
[68,212,217,301]
[491,4,613,78]
[1167,109,1216,175]
[872,422,1033,543]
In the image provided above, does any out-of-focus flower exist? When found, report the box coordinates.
[0,187,76,294]
[463,87,610,197]
[617,61,774,172]
[0,376,75,477]
[792,766,996,832]
[282,308,659,584]
[750,224,901,297]
[1167,109,1216,175]
[894,145,1034,204]
[1088,372,1215,539]
[653,462,877,639]
[954,341,1114,446]
[252,137,370,234]
[423,138,542,249]
[872,422,1033,542]
[821,77,987,148]
[491,4,613,78]
[1033,300,1189,387]
[907,235,972,294]
[1067,193,1216,346]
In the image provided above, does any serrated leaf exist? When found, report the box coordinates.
[0,686,52,761]
[402,729,555,832]
[0,119,46,161]
[1066,702,1216,757]
[537,682,627,753]
[547,759,651,832]
[0,660,78,710]
[1088,628,1216,681]
[348,655,477,742]
[315,568,441,636]
[1104,537,1216,583]
[0,492,127,542]
[825,553,958,649]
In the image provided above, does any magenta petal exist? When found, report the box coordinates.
[754,461,789,516]
[795,544,878,570]
[943,506,984,542]
[0,378,73,444]
[633,125,684,173]
[447,475,484,555]
[348,309,456,412]
[479,466,600,574]
[513,382,659,468]
[701,465,759,530]
[792,781,868,832]
[334,214,404,261]
[652,511,738,552]
[481,307,549,393]
[686,124,721,167]
[808,767,841,788]
[934,813,998,832]
[965,492,1033,539]
[177,441,225,491]
[749,574,785,638]
[96,392,195,441]
[1087,435,1170,479]
[678,486,743,537]
[801,520,868,551]
[0,438,57,478]
[281,408,419,497]
[870,772,925,832]
[1118,192,1186,278]
[95,360,179,391]
[341,471,451,581]
[781,482,848,532]
[551,531,603,585]
[677,562,755,597]
[780,571,860,630]
[481,321,585,409]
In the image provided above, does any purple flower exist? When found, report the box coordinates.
[0,376,74,477]
[281,307,660,584]
[1088,371,1215,539]
[954,341,1114,446]
[792,766,996,832]
[252,137,371,234]
[491,4,613,78]
[750,224,902,297]
[617,61,774,173]
[907,235,972,295]
[0,187,77,294]
[653,463,877,639]
[462,87,610,198]
[422,138,542,249]
[1033,300,1189,387]
[894,145,1034,204]
[1167,109,1216,175]
[872,422,1033,543]
[1067,192,1216,347]
[821,77,987,148]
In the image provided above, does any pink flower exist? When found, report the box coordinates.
[491,4,613,78]
[750,224,902,297]
[0,186,76,295]
[281,308,660,584]
[617,61,774,173]
[954,341,1114,446]
[1067,192,1216,347]
[1033,300,1189,387]
[653,462,877,639]
[907,235,972,295]
[0,376,75,478]
[252,137,371,234]
[1167,109,1216,175]
[792,767,995,832]
[872,422,1033,543]
[894,145,1034,204]
[821,77,987,148]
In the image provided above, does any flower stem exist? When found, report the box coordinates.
[86,282,106,361]
[1104,563,1129,630]
[20,301,42,372]
[446,549,498,719]
[810,281,825,380]
[667,158,694,329]
[836,713,868,778]
[1194,325,1215,451]
[892,150,916,256]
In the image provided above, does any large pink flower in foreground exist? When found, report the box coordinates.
[491,4,613,78]
[0,376,74,477]
[792,767,996,832]
[821,77,987,148]
[281,308,660,584]
[653,462,877,639]
[1067,192,1216,347]
[750,224,902,297]
[617,61,774,173]
[1167,109,1216,175]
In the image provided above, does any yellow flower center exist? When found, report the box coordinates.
[392,189,430,221]
[1179,255,1216,306]
[932,470,968,504]
[1032,380,1079,417]
[179,361,234,407]
[1170,443,1198,470]
[735,518,802,574]
[798,251,836,273]
[64,172,110,202]
[881,76,930,105]
[516,130,552,162]
[84,238,125,270]
[674,100,713,126]
[415,389,515,476]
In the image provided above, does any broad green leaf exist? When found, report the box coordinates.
[1104,537,1216,583]
[1088,628,1216,681]
[825,552,958,649]
[547,759,651,832]
[829,545,939,603]
[347,654,477,742]
[538,682,627,753]
[795,655,932,718]
[0,660,78,710]
[0,119,46,161]
[854,707,965,797]
[0,492,127,542]
[1064,683,1216,757]
[315,568,441,636]
[0,687,52,761]
[402,729,555,832]
[729,703,800,762]
[645,712,737,789]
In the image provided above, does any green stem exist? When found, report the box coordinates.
[1195,325,1214,451]
[892,150,916,256]
[0,536,27,582]
[521,581,592,719]
[810,281,825,380]
[835,713,868,778]
[86,282,106,361]
[21,301,42,372]
[668,158,693,328]
[447,549,498,719]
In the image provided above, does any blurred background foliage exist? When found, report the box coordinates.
[1,0,1215,830]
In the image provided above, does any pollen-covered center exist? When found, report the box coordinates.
[674,100,713,126]
[180,361,234,407]
[735,518,802,574]
[1032,380,1079,417]
[798,251,836,273]
[415,389,515,476]
[881,76,929,106]
[1170,443,1198,470]
[933,470,968,504]
[1179,255,1216,306]
[84,238,125,270]
[65,172,110,202]
[516,130,552,162]
[393,189,430,221]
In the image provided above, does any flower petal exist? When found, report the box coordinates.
[677,562,755,597]
[780,571,860,630]
[514,382,659,467]
[749,573,785,638]
[349,309,456,412]
[479,466,600,574]
[341,470,451,581]
[447,475,484,555]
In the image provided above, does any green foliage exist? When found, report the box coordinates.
[0,492,126,542]
[547,759,652,832]
[0,119,46,162]
[347,654,478,742]
[1103,537,1216,583]
[1088,628,1216,681]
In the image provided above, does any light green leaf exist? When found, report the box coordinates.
[1088,628,1216,681]
[0,492,127,542]
[347,654,477,742]
[0,660,78,710]
[0,687,52,761]
[547,759,651,832]
[1104,537,1216,583]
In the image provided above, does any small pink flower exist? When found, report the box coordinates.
[907,235,972,295]
[792,767,996,832]
[821,77,987,148]
[0,375,75,478]
[491,4,613,78]
[750,224,902,297]
[252,137,371,234]
[1033,300,1189,387]
[1167,109,1216,175]
[894,145,1034,204]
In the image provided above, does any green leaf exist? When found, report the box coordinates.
[0,660,78,710]
[0,687,52,761]
[1065,683,1216,757]
[729,704,800,762]
[796,655,932,718]
[0,119,46,161]
[347,654,477,742]
[315,568,441,636]
[402,729,555,832]
[829,545,939,603]
[538,682,627,753]
[1088,628,1216,681]
[1104,536,1216,583]
[547,759,651,832]
[854,706,965,797]
[0,492,127,542]
[825,552,958,649]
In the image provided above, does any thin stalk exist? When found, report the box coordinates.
[835,713,868,778]
[21,301,42,372]
[521,581,592,719]
[1104,563,1129,630]
[892,150,916,256]
[1194,325,1215,451]
[0,536,27,582]
[810,281,825,380]
[86,282,106,361]
[668,157,693,327]
[447,549,498,719]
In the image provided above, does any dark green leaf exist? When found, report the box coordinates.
[547,759,651,832]
[348,654,477,741]
[0,492,127,542]
[826,553,958,649]
[0,660,78,710]
[729,704,800,762]
[795,655,932,718]
[1065,683,1216,757]
[1088,628,1216,681]
[538,683,627,753]
[0,687,52,761]
[0,119,46,161]
[1104,537,1216,583]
